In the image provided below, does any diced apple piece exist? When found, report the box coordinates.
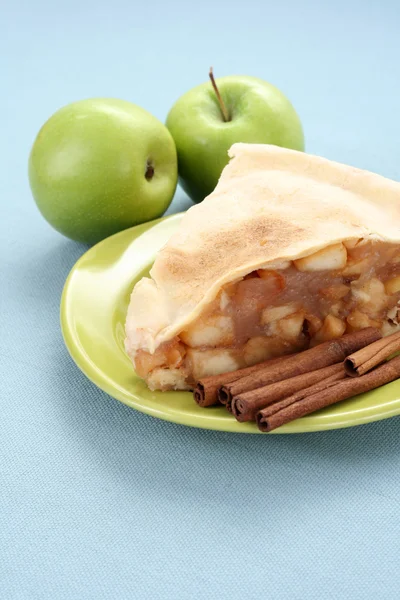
[385,304,400,335]
[180,316,234,348]
[345,239,373,262]
[186,348,241,380]
[244,337,273,366]
[258,261,291,274]
[351,278,388,313]
[165,344,185,369]
[387,305,400,325]
[303,314,323,337]
[350,288,371,305]
[274,313,305,341]
[135,341,186,378]
[261,303,299,325]
[314,314,346,342]
[382,321,400,336]
[167,348,185,368]
[268,313,304,341]
[385,276,400,295]
[243,336,286,366]
[330,302,344,318]
[147,368,189,391]
[294,243,347,272]
[320,284,350,301]
[342,257,372,277]
[135,349,167,378]
[256,269,286,291]
[390,254,400,264]
[346,310,381,331]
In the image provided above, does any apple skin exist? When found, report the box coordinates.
[29,98,178,244]
[166,75,304,203]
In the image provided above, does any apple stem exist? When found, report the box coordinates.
[209,67,230,122]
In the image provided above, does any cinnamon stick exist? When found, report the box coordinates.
[257,354,400,432]
[194,355,292,407]
[344,330,400,377]
[219,328,381,406]
[256,371,347,425]
[231,363,345,422]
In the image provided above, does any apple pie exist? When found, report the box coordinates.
[125,143,400,390]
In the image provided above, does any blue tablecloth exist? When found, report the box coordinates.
[2,1,400,598]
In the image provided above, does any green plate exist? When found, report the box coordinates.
[60,213,400,433]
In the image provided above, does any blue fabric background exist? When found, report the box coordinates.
[2,1,400,598]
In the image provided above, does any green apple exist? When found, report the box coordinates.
[166,74,304,203]
[29,98,178,244]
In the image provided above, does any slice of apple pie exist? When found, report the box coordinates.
[125,143,400,390]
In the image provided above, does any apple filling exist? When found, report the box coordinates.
[134,240,400,390]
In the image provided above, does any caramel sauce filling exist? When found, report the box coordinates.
[135,241,400,390]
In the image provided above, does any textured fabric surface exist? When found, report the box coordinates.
[2,1,400,598]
